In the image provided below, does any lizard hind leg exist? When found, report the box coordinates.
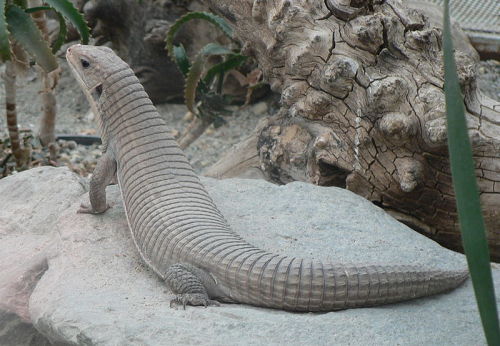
[165,263,221,309]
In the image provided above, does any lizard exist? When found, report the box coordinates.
[66,44,468,311]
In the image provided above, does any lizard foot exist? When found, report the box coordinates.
[169,293,220,310]
[165,263,221,310]
[77,202,111,214]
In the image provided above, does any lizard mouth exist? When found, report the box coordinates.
[65,44,81,65]
[65,45,84,82]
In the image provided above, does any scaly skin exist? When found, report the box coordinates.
[66,44,467,311]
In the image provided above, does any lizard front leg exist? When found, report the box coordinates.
[78,151,117,214]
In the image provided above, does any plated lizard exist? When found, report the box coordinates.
[66,44,467,311]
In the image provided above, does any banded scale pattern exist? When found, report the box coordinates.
[67,45,468,311]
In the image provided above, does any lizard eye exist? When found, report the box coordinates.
[80,58,90,68]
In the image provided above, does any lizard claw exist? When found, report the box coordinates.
[169,294,220,310]
[77,202,111,214]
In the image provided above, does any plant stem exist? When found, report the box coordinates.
[30,0,60,147]
[3,60,23,167]
[178,116,212,150]
[443,0,500,344]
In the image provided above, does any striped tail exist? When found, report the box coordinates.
[216,252,468,311]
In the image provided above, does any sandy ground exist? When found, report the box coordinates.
[0,54,498,175]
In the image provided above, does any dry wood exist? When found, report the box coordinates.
[206,0,500,259]
[205,118,268,180]
[178,116,212,150]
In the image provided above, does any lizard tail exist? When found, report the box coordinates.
[217,254,468,311]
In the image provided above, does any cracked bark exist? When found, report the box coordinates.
[206,0,500,260]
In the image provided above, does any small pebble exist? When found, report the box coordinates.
[252,101,268,115]
[183,111,194,122]
[66,141,77,150]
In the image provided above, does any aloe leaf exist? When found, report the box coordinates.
[44,0,89,44]
[6,4,57,72]
[442,1,500,345]
[166,11,233,59]
[25,6,67,53]
[173,44,190,77]
[25,6,52,13]
[183,43,237,114]
[13,0,27,7]
[204,53,247,86]
[184,51,204,114]
[0,0,10,61]
[51,11,66,53]
[199,42,233,56]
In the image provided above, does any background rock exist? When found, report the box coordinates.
[0,168,86,322]
[0,167,498,345]
[0,311,51,346]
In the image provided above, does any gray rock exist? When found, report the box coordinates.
[0,167,497,345]
[0,167,86,322]
[0,167,86,346]
[0,311,52,346]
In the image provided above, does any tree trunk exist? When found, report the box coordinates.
[206,0,500,259]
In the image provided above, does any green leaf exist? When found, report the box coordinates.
[173,44,190,77]
[0,0,10,61]
[25,6,68,53]
[198,42,233,56]
[184,51,205,114]
[442,1,500,345]
[183,43,237,114]
[25,6,52,13]
[51,11,67,53]
[6,4,57,72]
[13,0,27,8]
[165,11,233,59]
[203,53,247,86]
[44,0,89,44]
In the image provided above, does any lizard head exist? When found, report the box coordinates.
[66,44,119,92]
[66,44,129,147]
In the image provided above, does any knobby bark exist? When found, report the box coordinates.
[206,0,500,259]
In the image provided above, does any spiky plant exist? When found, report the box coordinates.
[0,0,89,169]
[166,11,260,149]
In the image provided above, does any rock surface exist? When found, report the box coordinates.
[0,167,498,345]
